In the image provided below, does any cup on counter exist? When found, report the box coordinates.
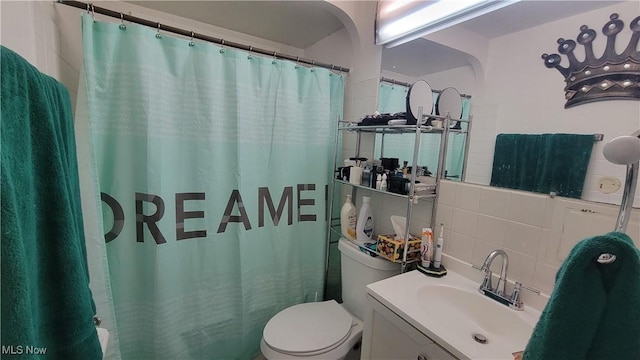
[349,166,363,185]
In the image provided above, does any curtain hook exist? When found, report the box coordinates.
[311,60,315,72]
[155,22,162,39]
[272,51,277,64]
[295,57,300,69]
[189,31,195,47]
[247,46,253,60]
[89,3,95,21]
[219,39,225,54]
[119,13,126,30]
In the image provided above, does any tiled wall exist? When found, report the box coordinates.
[436,180,640,295]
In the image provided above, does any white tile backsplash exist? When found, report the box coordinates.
[450,207,478,237]
[437,181,640,295]
[504,221,542,256]
[446,231,474,263]
[506,191,546,227]
[453,183,481,211]
[438,181,456,206]
[475,214,506,246]
[478,186,511,218]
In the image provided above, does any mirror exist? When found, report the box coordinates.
[406,80,434,124]
[376,1,638,204]
[436,87,463,129]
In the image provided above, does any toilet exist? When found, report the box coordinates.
[260,238,401,359]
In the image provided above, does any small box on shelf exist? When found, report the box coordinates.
[376,234,421,262]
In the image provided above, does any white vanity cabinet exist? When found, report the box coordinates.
[362,293,457,360]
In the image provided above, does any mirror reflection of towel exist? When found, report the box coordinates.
[523,232,640,360]
[490,133,593,198]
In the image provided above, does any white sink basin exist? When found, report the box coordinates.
[367,270,542,359]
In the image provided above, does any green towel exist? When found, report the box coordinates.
[491,133,593,198]
[523,232,640,360]
[1,46,102,359]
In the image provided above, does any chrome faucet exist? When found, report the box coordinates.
[473,249,539,311]
[480,249,509,296]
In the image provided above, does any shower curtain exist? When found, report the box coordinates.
[76,14,343,359]
[376,82,471,178]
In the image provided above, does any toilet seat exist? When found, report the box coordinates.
[262,300,353,356]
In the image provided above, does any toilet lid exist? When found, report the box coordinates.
[263,300,353,355]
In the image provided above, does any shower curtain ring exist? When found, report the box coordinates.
[89,3,95,21]
[219,39,225,54]
[247,46,253,60]
[189,31,195,47]
[311,60,315,72]
[156,22,162,39]
[272,51,277,64]
[119,13,126,30]
[295,57,300,69]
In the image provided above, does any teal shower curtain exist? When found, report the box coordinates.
[376,82,471,178]
[77,14,343,359]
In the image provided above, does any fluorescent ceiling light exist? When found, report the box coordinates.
[376,0,520,48]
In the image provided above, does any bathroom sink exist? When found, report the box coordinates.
[366,267,542,359]
[417,285,534,355]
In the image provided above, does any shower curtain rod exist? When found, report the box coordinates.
[57,0,350,74]
[380,77,472,99]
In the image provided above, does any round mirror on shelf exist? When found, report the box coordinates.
[406,80,433,125]
[436,87,463,129]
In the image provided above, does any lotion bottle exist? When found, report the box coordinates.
[433,223,445,269]
[380,173,388,191]
[340,194,357,240]
[356,196,374,244]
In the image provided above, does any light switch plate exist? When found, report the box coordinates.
[597,176,621,194]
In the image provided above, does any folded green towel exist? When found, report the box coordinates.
[523,232,640,360]
[491,133,593,198]
[1,46,102,359]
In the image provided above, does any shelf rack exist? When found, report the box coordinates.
[325,110,472,274]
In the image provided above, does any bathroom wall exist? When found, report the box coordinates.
[460,1,640,207]
[437,180,640,295]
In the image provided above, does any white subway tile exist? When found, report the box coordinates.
[543,198,556,230]
[504,250,536,285]
[506,191,546,227]
[475,214,506,246]
[504,221,542,257]
[437,180,456,206]
[451,207,478,237]
[435,204,453,230]
[532,262,559,295]
[453,183,481,211]
[478,187,511,218]
[446,230,474,263]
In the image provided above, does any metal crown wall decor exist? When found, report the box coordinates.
[542,13,640,109]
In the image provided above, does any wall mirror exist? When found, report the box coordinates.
[374,0,638,205]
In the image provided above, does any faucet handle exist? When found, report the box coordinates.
[514,281,540,295]
[510,281,540,307]
[472,264,493,291]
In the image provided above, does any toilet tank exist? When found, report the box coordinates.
[338,238,401,321]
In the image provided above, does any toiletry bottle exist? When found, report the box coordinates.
[340,194,357,240]
[356,196,374,244]
[433,223,444,269]
[421,228,434,268]
[375,174,382,190]
[380,173,388,191]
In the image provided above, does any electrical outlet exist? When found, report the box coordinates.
[597,176,621,194]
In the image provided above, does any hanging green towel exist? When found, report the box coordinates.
[1,46,102,359]
[491,133,593,198]
[523,232,640,360]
